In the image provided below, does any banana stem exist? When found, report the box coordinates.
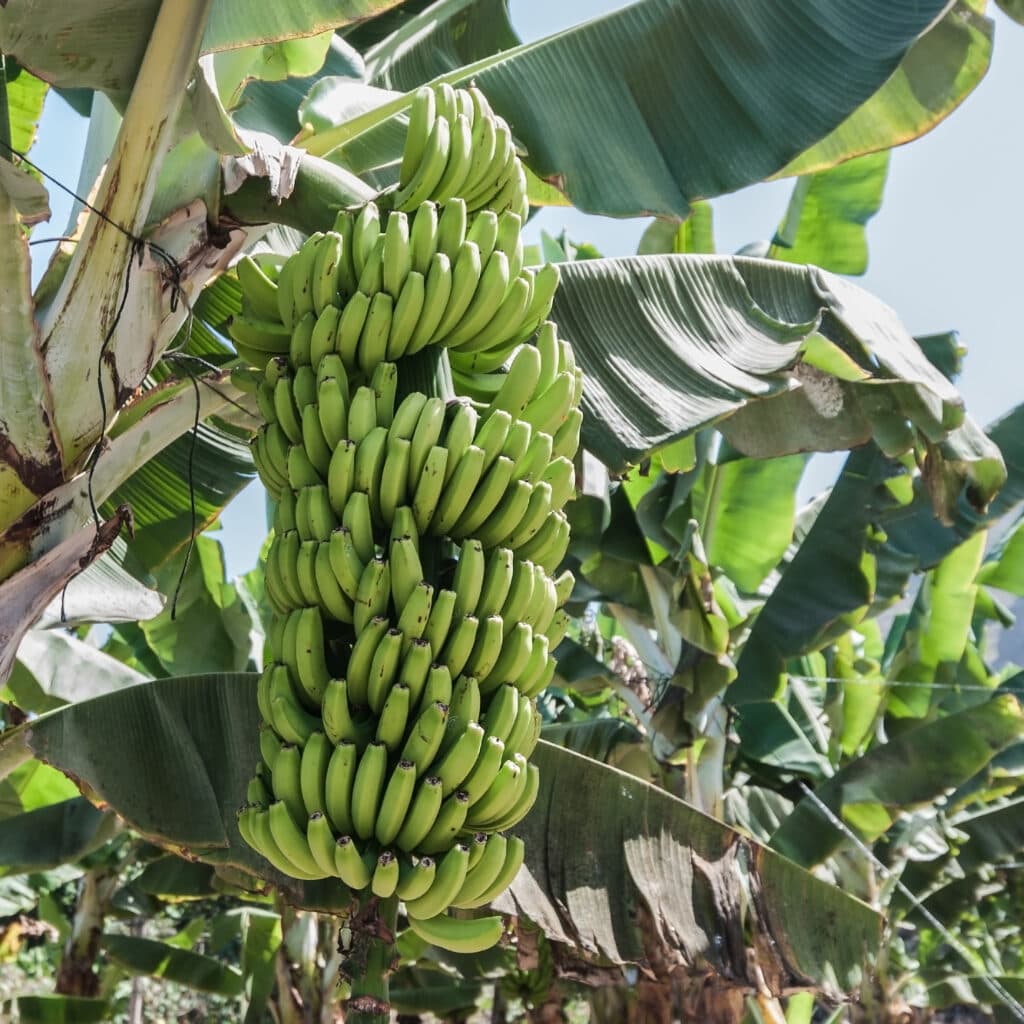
[343,895,398,1024]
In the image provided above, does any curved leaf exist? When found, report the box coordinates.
[15,673,878,993]
[552,256,998,517]
[771,152,890,275]
[0,797,114,874]
[100,933,243,997]
[777,1,991,178]
[498,741,879,997]
[314,0,952,219]
[769,695,1024,867]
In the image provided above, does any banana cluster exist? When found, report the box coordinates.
[232,194,558,383]
[393,83,528,224]
[235,83,580,954]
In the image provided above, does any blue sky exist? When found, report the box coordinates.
[28,1,1024,578]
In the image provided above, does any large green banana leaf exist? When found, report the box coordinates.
[100,933,244,997]
[325,0,958,219]
[0,672,879,996]
[550,255,1002,514]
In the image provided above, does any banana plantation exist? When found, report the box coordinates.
[1,0,1023,1021]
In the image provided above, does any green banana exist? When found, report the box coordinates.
[400,88,437,186]
[552,407,583,461]
[350,741,388,841]
[394,114,451,211]
[418,791,470,855]
[432,240,482,344]
[396,581,433,648]
[367,629,404,716]
[399,637,434,707]
[353,203,381,280]
[347,385,378,445]
[461,735,505,806]
[451,833,507,909]
[451,538,485,620]
[450,455,515,540]
[327,439,357,517]
[433,720,485,797]
[395,855,436,900]
[269,800,325,877]
[382,210,411,299]
[505,481,554,548]
[324,739,358,835]
[307,812,340,876]
[294,606,331,706]
[421,586,456,658]
[271,742,306,825]
[288,311,316,368]
[406,912,504,954]
[481,684,518,744]
[400,700,449,775]
[288,443,322,490]
[411,444,449,535]
[474,478,532,549]
[463,614,503,681]
[358,291,394,374]
[343,490,376,564]
[435,197,467,262]
[387,271,425,360]
[334,834,372,890]
[466,756,524,828]
[488,759,540,832]
[475,546,514,619]
[371,850,400,897]
[420,662,454,710]
[314,542,355,622]
[353,555,391,635]
[439,614,479,679]
[408,201,439,275]
[408,396,447,483]
[336,291,371,368]
[405,842,471,919]
[480,621,533,695]
[299,731,331,817]
[322,678,364,746]
[310,303,341,369]
[430,444,486,536]
[395,775,444,852]
[236,255,282,321]
[267,667,321,746]
[486,344,542,420]
[389,533,424,610]
[327,525,364,601]
[374,758,417,845]
[406,252,453,355]
[344,613,389,708]
[503,690,539,758]
[456,835,525,909]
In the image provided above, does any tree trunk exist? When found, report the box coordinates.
[55,865,115,996]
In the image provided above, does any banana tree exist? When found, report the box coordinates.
[0,0,1011,1020]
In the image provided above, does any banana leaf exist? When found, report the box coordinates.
[100,933,244,997]
[768,694,1024,867]
[551,255,1001,516]
[327,0,959,219]
[0,798,114,874]
[5,672,879,996]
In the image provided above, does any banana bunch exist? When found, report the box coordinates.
[392,83,529,224]
[237,83,582,955]
[232,195,559,383]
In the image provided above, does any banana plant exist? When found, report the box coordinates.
[0,0,1013,1021]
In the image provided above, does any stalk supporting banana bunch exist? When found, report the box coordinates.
[235,82,580,955]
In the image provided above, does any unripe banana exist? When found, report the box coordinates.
[406,912,504,954]
[418,791,470,855]
[435,198,467,262]
[433,720,485,797]
[395,775,444,853]
[474,478,532,550]
[405,842,471,918]
[289,311,317,368]
[408,200,439,275]
[347,385,378,445]
[236,255,282,321]
[396,581,433,648]
[503,691,540,759]
[394,115,451,211]
[337,503,373,586]
[371,850,401,897]
[350,741,388,841]
[374,758,417,846]
[390,533,424,610]
[457,835,525,909]
[367,629,404,716]
[400,700,449,775]
[345,614,389,708]
[299,731,332,817]
[334,834,372,890]
[451,833,507,909]
[466,755,525,828]
[269,801,327,878]
[272,743,306,826]
[399,638,434,708]
[314,541,355,622]
[421,586,457,658]
[400,88,437,186]
[354,555,391,635]
[322,678,366,746]
[420,662,454,710]
[451,538,485,620]
[324,739,358,836]
[481,684,518,744]
[336,291,371,368]
[396,854,437,900]
[488,759,540,832]
[307,812,340,876]
[353,203,381,280]
[461,735,505,806]
[476,546,514,619]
